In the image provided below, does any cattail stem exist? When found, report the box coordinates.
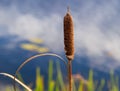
[68,60,72,91]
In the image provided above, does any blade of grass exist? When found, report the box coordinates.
[34,68,44,91]
[110,71,119,91]
[48,61,55,91]
[87,70,94,91]
[56,62,66,91]
[97,79,105,91]
[72,79,77,91]
[78,81,83,91]
[55,77,59,91]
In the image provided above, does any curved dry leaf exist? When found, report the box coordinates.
[0,73,32,91]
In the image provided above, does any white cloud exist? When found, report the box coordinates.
[73,0,120,69]
[0,0,120,69]
[74,0,120,60]
[0,5,64,52]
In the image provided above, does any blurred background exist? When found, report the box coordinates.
[0,0,120,90]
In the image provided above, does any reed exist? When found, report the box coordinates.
[64,7,74,91]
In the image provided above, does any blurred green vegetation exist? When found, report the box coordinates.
[4,61,120,91]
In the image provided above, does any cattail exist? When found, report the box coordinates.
[64,8,74,61]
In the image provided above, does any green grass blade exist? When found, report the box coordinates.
[48,61,55,91]
[87,70,94,91]
[55,78,59,91]
[56,62,66,91]
[34,68,44,91]
[97,79,105,91]
[78,81,83,91]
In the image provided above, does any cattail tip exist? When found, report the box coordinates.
[67,6,70,13]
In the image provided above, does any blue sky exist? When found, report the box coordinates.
[0,0,120,69]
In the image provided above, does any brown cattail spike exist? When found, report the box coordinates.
[64,8,74,61]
